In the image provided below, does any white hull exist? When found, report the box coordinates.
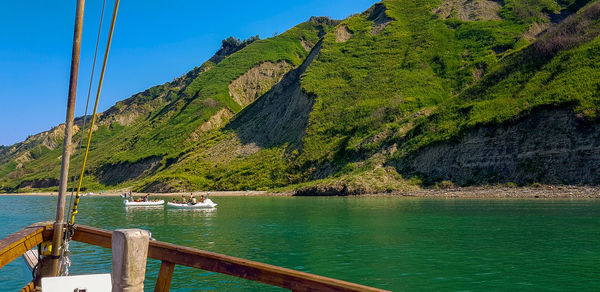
[167,199,217,209]
[123,200,164,206]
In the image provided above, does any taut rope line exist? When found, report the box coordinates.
[70,0,120,225]
[68,0,107,221]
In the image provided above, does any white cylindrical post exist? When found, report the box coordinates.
[111,229,150,292]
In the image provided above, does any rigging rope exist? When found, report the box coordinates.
[68,0,107,221]
[56,0,118,277]
[70,0,120,225]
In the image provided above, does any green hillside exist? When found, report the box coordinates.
[400,2,600,154]
[2,0,600,194]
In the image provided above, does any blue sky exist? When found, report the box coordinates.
[0,0,376,146]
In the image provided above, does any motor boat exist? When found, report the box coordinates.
[123,199,164,207]
[167,198,217,209]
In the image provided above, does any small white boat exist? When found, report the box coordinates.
[123,199,164,207]
[167,199,217,209]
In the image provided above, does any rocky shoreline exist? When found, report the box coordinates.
[383,185,600,199]
[0,190,284,197]
[1,185,599,198]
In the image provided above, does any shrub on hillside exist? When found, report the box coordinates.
[434,180,455,189]
[309,16,341,27]
[208,35,261,64]
[534,3,600,58]
[531,182,543,188]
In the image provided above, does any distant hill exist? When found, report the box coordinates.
[2,0,600,194]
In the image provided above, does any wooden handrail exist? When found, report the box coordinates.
[0,221,52,269]
[147,239,384,292]
[72,224,387,291]
[1,223,390,291]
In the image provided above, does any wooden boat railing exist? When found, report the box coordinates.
[0,222,388,291]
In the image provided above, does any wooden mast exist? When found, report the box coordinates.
[48,0,86,277]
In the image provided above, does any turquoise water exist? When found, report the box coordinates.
[0,196,598,291]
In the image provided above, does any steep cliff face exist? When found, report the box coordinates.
[227,40,323,148]
[399,108,600,185]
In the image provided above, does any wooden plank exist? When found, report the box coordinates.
[0,221,53,269]
[154,261,175,292]
[22,249,39,271]
[71,224,112,249]
[72,225,388,292]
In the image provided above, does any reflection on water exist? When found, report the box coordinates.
[124,206,165,223]
[125,206,164,211]
[166,207,217,216]
[0,196,598,291]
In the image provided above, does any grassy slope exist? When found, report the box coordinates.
[295,0,600,192]
[0,21,326,192]
[127,22,329,191]
[2,0,600,193]
[291,0,532,188]
[103,22,324,166]
[140,0,540,192]
[398,1,600,156]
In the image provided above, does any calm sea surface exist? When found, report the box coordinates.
[0,196,598,291]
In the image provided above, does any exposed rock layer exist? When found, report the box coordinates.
[399,108,600,185]
[368,3,393,34]
[97,156,163,185]
[16,178,60,189]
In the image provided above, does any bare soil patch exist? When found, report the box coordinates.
[433,0,501,21]
[228,61,293,108]
[335,25,353,42]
